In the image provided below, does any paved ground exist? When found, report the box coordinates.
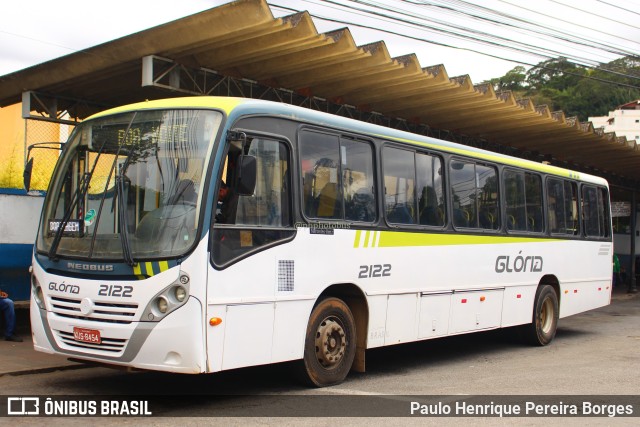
[0,302,81,376]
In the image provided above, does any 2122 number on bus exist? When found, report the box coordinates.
[358,264,391,279]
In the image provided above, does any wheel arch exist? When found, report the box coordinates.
[539,274,560,305]
[317,283,368,373]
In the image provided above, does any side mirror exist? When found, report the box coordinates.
[23,158,33,192]
[236,155,256,196]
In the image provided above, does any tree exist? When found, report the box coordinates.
[486,56,640,122]
[526,57,586,92]
[489,66,527,92]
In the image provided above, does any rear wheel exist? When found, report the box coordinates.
[523,284,559,346]
[299,297,356,387]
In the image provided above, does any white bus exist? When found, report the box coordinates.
[29,97,612,386]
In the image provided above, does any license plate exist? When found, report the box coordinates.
[73,327,101,344]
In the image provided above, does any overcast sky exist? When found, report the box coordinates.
[1,0,639,83]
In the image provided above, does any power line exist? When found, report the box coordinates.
[319,0,578,63]
[497,0,640,47]
[269,2,640,90]
[344,0,617,68]
[596,0,640,18]
[403,0,638,60]
[549,0,639,29]
[423,0,640,80]
[311,0,640,82]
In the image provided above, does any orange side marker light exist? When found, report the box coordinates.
[209,317,223,326]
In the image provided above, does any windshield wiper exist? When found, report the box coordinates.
[116,165,135,266]
[113,118,137,267]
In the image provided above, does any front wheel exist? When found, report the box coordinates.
[523,284,559,346]
[299,297,356,387]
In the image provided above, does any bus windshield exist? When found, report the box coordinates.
[37,109,222,261]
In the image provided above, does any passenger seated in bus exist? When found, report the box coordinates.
[346,188,375,222]
[419,187,442,226]
[310,158,339,218]
[317,182,339,218]
[215,182,239,224]
[387,203,413,224]
[168,178,197,206]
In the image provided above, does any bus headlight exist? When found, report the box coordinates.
[141,272,190,322]
[174,286,187,302]
[156,296,169,314]
[36,286,44,306]
[31,275,46,310]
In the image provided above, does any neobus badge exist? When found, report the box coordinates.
[67,263,114,272]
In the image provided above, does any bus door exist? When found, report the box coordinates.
[206,131,296,372]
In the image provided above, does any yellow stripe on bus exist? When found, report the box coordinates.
[377,231,556,248]
[353,230,362,248]
[133,260,170,277]
[352,229,557,248]
[87,97,244,120]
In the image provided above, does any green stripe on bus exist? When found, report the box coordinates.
[354,230,362,248]
[376,231,555,248]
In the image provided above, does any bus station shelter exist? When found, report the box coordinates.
[0,0,638,294]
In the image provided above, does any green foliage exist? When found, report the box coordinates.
[488,56,640,121]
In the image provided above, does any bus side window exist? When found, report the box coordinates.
[525,173,543,233]
[383,146,416,225]
[505,170,542,233]
[300,131,376,223]
[212,137,294,267]
[547,178,564,233]
[598,187,610,238]
[342,139,375,223]
[450,160,498,230]
[300,131,341,220]
[583,185,610,238]
[416,152,445,227]
[547,178,578,235]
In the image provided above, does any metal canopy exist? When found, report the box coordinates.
[0,0,637,181]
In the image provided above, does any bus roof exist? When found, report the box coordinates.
[88,96,608,187]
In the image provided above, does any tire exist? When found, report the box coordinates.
[299,297,356,387]
[523,284,559,346]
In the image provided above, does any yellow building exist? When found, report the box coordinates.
[0,103,69,190]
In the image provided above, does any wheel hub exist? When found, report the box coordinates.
[540,297,553,333]
[315,317,346,368]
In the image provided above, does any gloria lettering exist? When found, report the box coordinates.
[48,281,80,294]
[495,251,543,273]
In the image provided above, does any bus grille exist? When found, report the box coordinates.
[55,330,127,354]
[49,296,138,324]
